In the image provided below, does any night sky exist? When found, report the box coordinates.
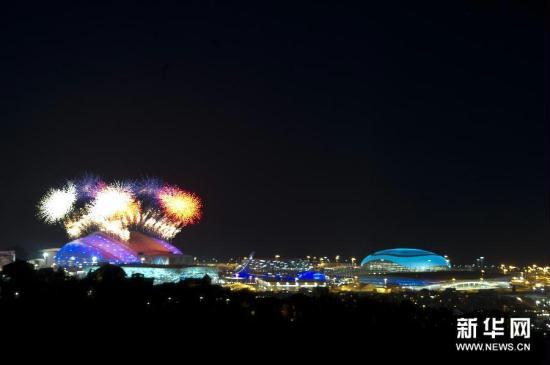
[1,1,547,265]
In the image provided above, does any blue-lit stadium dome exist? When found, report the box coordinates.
[55,231,182,267]
[360,248,450,272]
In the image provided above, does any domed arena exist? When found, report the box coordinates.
[55,231,184,267]
[360,248,450,272]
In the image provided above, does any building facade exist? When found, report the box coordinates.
[361,248,450,272]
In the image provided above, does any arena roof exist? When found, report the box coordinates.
[360,248,450,272]
[55,231,182,267]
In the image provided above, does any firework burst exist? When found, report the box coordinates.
[76,174,105,199]
[158,186,202,225]
[38,177,202,242]
[38,182,78,223]
[89,183,136,220]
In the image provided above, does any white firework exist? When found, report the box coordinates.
[130,208,181,240]
[38,182,77,223]
[97,219,130,241]
[65,215,90,238]
[89,183,134,220]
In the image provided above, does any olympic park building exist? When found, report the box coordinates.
[357,248,513,291]
[54,231,219,284]
[360,248,451,273]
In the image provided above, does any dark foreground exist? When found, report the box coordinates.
[1,262,548,363]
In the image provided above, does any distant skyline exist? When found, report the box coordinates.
[0,1,547,265]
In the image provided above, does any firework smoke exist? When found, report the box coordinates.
[38,177,202,242]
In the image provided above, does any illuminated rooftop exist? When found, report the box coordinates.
[55,231,182,267]
[361,248,450,272]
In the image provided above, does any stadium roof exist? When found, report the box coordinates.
[55,231,182,266]
[360,248,450,271]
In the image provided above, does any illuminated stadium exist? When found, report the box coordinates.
[55,231,188,267]
[37,176,202,270]
[38,176,221,284]
[360,248,450,272]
